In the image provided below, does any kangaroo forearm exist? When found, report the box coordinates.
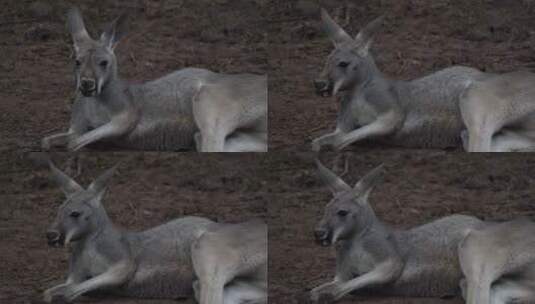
[337,113,402,150]
[42,131,75,149]
[63,262,134,301]
[312,129,344,151]
[69,117,133,151]
[334,261,402,300]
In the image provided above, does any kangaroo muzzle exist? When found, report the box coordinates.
[314,228,332,247]
[46,229,65,247]
[314,79,333,97]
[80,78,97,96]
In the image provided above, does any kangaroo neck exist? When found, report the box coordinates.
[97,76,131,112]
[349,63,389,96]
[350,212,388,244]
[75,208,120,250]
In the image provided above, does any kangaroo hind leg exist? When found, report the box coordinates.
[192,85,235,152]
[491,130,535,152]
[224,131,267,152]
[490,278,535,304]
[192,229,235,304]
[223,279,266,304]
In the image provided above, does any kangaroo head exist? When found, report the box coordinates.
[314,159,384,246]
[66,7,128,97]
[46,160,118,247]
[314,9,383,97]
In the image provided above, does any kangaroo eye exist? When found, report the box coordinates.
[99,60,108,68]
[338,61,349,68]
[337,210,349,217]
[70,211,81,218]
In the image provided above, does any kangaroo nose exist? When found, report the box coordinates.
[314,229,328,240]
[46,231,59,241]
[80,78,96,90]
[314,80,327,90]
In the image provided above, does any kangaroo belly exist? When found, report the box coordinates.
[124,118,198,151]
[382,66,481,148]
[386,258,463,297]
[118,265,195,299]
[389,111,464,148]
[383,215,483,296]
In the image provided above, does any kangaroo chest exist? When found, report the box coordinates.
[351,95,379,127]
[336,93,376,132]
[75,245,114,278]
[336,242,378,279]
[81,99,112,129]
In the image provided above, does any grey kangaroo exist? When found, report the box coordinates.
[459,218,535,304]
[42,7,267,152]
[192,219,267,304]
[43,161,213,302]
[312,10,535,152]
[310,159,484,303]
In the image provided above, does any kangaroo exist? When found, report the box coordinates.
[309,159,484,303]
[41,7,267,152]
[312,9,484,151]
[458,218,535,304]
[42,160,214,303]
[192,219,267,304]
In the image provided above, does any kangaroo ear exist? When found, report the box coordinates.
[316,158,351,194]
[353,15,384,56]
[66,7,92,53]
[100,12,128,50]
[87,163,120,197]
[352,164,384,201]
[48,159,83,196]
[321,8,353,48]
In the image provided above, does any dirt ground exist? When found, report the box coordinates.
[0,152,268,304]
[268,0,535,150]
[0,0,266,153]
[268,151,535,303]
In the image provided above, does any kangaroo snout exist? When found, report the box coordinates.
[314,228,331,246]
[313,79,332,97]
[80,78,96,96]
[46,230,63,247]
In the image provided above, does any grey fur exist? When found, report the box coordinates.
[459,218,535,304]
[192,219,267,304]
[311,160,484,302]
[460,71,535,152]
[312,9,484,151]
[43,160,213,302]
[42,7,267,152]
